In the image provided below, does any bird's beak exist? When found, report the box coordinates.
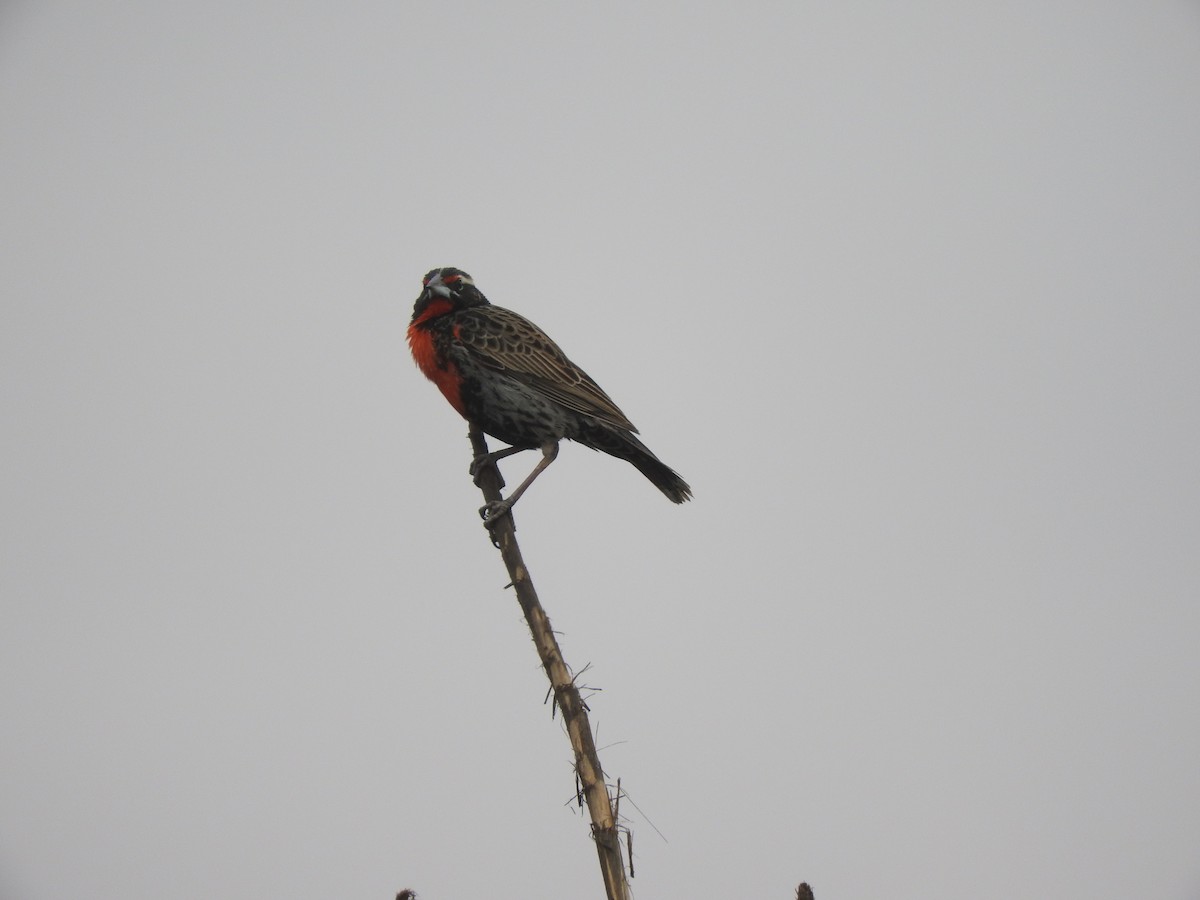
[424,272,452,299]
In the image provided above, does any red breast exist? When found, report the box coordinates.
[407,299,466,417]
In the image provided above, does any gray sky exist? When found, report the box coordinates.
[2,3,1199,899]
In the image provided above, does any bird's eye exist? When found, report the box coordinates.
[443,274,461,285]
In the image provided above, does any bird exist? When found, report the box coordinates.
[407,266,691,524]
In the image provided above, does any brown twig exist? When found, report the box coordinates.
[468,427,630,900]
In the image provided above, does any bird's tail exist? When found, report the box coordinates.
[578,424,692,504]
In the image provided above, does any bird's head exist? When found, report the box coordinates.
[422,267,474,298]
[412,267,488,322]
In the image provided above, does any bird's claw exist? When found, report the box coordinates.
[469,454,505,489]
[479,500,513,528]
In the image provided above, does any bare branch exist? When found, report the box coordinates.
[468,427,630,900]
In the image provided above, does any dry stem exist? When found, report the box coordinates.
[468,427,629,900]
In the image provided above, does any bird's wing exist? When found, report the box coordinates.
[455,305,639,433]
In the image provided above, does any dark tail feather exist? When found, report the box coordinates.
[629,451,692,503]
[579,425,692,503]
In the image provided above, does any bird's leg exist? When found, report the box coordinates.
[469,443,531,489]
[480,441,559,527]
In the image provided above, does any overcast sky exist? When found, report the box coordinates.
[2,3,1199,899]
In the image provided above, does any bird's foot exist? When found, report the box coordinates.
[479,499,513,529]
[469,454,506,489]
